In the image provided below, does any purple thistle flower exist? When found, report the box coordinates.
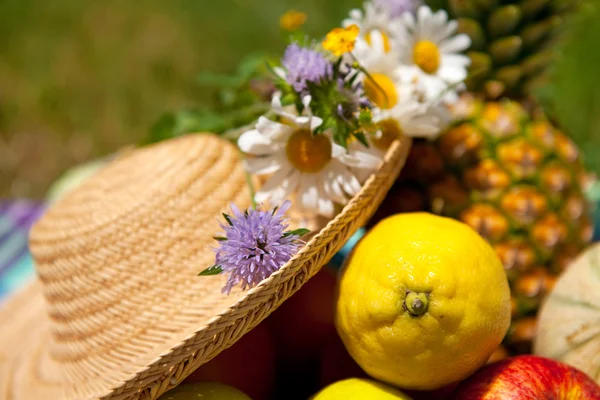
[373,0,422,18]
[282,44,333,93]
[211,201,304,295]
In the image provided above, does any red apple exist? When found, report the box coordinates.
[453,355,600,400]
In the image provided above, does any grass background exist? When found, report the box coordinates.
[0,0,598,198]
[0,0,362,198]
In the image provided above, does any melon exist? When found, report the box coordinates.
[534,242,600,383]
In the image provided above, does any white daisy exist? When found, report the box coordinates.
[394,5,471,103]
[351,31,399,74]
[352,32,449,141]
[238,94,380,217]
[343,2,401,53]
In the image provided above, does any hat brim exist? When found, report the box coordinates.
[0,134,411,400]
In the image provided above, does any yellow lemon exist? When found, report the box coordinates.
[335,213,511,390]
[312,378,413,400]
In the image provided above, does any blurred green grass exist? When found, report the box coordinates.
[0,0,359,198]
[1,0,599,199]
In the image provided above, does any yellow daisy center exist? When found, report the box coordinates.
[364,73,398,109]
[365,30,392,53]
[413,40,441,74]
[286,129,332,173]
[373,119,403,150]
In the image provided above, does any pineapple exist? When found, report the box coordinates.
[371,95,593,354]
[368,0,591,355]
[447,0,576,99]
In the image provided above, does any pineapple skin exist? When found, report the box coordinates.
[447,0,578,99]
[370,95,594,354]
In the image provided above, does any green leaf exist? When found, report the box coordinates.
[264,60,281,80]
[146,108,231,144]
[213,236,228,241]
[238,53,271,80]
[198,265,223,276]
[284,228,311,238]
[196,53,271,89]
[347,69,361,86]
[536,1,600,175]
[358,108,373,125]
[222,213,233,226]
[281,92,299,107]
[148,113,178,143]
[286,31,308,46]
[354,131,370,148]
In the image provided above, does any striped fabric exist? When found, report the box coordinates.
[0,200,45,301]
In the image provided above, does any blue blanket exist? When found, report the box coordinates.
[0,200,45,300]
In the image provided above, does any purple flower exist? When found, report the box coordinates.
[282,44,333,92]
[209,201,305,294]
[373,0,422,18]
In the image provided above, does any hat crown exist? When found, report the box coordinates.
[29,134,253,392]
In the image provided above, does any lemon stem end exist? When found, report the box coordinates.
[404,291,429,317]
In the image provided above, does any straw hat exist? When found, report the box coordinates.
[0,132,410,400]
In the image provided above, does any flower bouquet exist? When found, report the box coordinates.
[191,0,475,297]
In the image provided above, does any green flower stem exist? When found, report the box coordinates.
[238,150,258,209]
[245,169,258,209]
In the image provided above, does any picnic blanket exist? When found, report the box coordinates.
[0,200,45,300]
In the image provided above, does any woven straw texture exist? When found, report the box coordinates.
[0,132,411,400]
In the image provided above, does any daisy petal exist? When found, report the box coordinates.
[438,63,468,83]
[443,53,471,68]
[439,34,471,53]
[316,179,335,217]
[323,171,349,205]
[349,9,362,20]
[256,116,294,141]
[255,165,295,203]
[302,95,312,111]
[341,150,382,170]
[271,92,283,109]
[238,129,277,155]
[273,67,286,79]
[318,198,334,217]
[332,143,347,158]
[434,19,458,42]
[298,174,319,212]
[334,163,362,196]
[402,11,416,30]
[243,154,282,175]
[310,116,324,131]
[433,9,448,27]
[417,6,432,38]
